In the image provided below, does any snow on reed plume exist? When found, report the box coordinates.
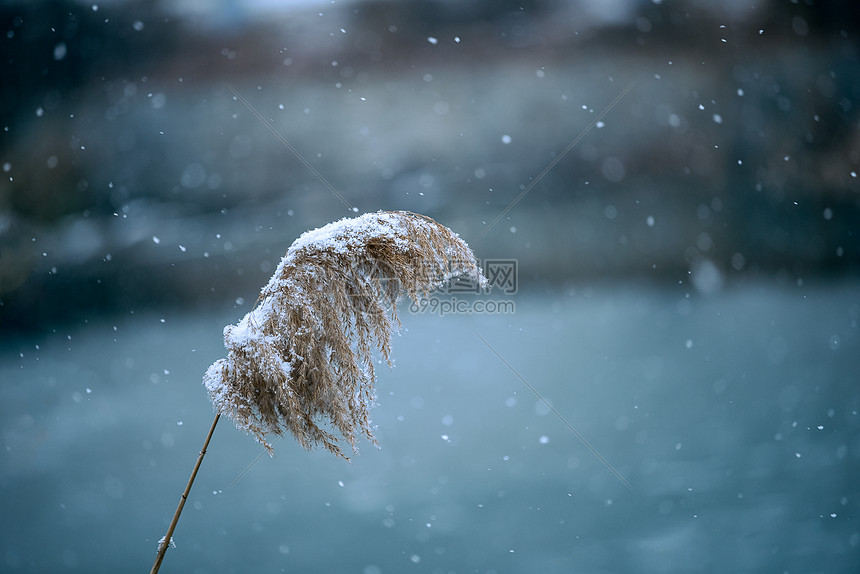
[203,211,485,458]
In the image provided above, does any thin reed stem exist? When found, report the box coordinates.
[151,413,220,574]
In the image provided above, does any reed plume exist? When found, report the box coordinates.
[152,211,484,573]
[203,210,485,458]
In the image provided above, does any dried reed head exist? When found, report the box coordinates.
[203,211,485,458]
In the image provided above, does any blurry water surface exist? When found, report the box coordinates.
[1,281,858,573]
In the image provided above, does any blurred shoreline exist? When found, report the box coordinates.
[2,0,858,334]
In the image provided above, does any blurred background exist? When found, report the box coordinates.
[1,0,858,328]
[1,0,859,572]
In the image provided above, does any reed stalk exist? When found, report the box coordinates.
[150,414,219,574]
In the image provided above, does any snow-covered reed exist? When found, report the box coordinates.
[152,211,483,573]
[203,210,485,458]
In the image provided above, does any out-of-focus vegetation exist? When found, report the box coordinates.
[1,0,858,333]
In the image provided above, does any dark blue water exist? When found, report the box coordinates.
[2,282,858,573]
